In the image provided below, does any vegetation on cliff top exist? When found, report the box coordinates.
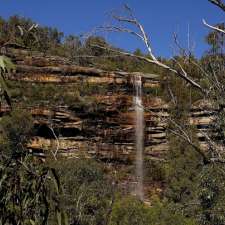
[0,1,225,224]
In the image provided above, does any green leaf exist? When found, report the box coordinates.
[0,56,15,73]
[50,168,69,225]
[29,219,36,225]
[0,56,15,107]
[56,211,69,225]
[61,211,69,225]
[0,71,9,94]
[50,168,61,194]
[0,174,7,188]
[56,211,62,225]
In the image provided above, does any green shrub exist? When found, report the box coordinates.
[110,196,198,225]
[48,158,114,225]
[144,159,166,183]
[109,196,151,225]
[0,109,33,158]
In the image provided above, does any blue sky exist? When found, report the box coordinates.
[0,0,224,58]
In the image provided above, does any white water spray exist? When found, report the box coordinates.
[133,75,144,200]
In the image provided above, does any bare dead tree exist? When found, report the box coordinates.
[167,5,225,164]
[96,5,206,94]
[96,1,225,164]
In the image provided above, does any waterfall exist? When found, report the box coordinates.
[133,75,144,201]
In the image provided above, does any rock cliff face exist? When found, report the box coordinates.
[0,47,215,164]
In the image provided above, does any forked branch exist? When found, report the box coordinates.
[98,6,206,94]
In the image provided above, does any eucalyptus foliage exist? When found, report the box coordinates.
[0,55,15,107]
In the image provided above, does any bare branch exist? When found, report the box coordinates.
[112,6,157,61]
[99,25,144,41]
[168,122,225,164]
[17,25,24,36]
[49,126,59,160]
[28,23,39,32]
[168,127,209,163]
[100,4,225,166]
[168,83,177,105]
[98,5,206,94]
[203,19,225,34]
[112,15,137,25]
[92,44,206,93]
[208,0,225,11]
[172,58,188,78]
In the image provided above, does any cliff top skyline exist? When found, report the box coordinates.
[0,0,224,57]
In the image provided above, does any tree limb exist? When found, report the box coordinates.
[92,44,206,94]
[99,5,206,94]
[208,0,225,11]
[203,19,225,34]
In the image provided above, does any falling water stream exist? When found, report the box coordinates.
[133,75,144,201]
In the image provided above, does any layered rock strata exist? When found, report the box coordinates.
[0,47,216,164]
